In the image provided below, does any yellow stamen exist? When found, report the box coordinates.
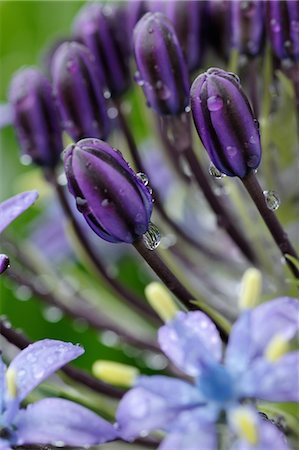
[265,334,289,362]
[145,282,179,322]
[6,368,17,399]
[92,361,139,387]
[232,408,258,445]
[238,268,262,310]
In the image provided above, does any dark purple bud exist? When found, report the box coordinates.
[127,1,147,48]
[165,0,205,72]
[73,3,131,98]
[229,1,265,57]
[190,67,261,178]
[64,138,153,244]
[52,42,110,142]
[0,254,10,274]
[133,12,189,116]
[9,68,63,168]
[267,1,299,62]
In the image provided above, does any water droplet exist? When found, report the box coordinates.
[129,396,148,418]
[43,306,63,323]
[156,82,171,100]
[15,285,32,301]
[26,353,37,363]
[17,369,26,379]
[148,27,154,34]
[66,60,77,73]
[100,330,120,347]
[226,146,237,157]
[57,172,67,186]
[136,172,149,186]
[101,198,112,207]
[209,163,224,179]
[76,197,89,213]
[143,222,161,250]
[20,154,32,166]
[103,89,111,99]
[270,18,281,33]
[247,154,259,168]
[32,365,45,379]
[46,355,55,365]
[207,95,223,112]
[263,190,280,211]
[108,107,118,119]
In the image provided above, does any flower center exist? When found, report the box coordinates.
[197,364,236,404]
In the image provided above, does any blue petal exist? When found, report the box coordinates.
[116,375,203,440]
[14,398,117,446]
[158,311,222,376]
[239,351,299,402]
[8,339,84,403]
[0,191,38,234]
[226,298,299,374]
[0,438,12,450]
[0,356,7,414]
[158,410,217,450]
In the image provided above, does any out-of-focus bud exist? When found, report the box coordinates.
[127,1,147,47]
[9,68,63,167]
[0,254,10,274]
[63,138,153,244]
[191,67,261,178]
[133,12,189,115]
[266,0,299,63]
[73,2,131,98]
[165,0,205,72]
[229,1,265,58]
[52,42,110,142]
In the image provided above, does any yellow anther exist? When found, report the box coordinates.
[145,282,179,322]
[6,368,17,399]
[265,334,289,362]
[92,361,139,387]
[238,268,262,310]
[232,408,258,445]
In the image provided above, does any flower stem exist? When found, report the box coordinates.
[0,317,123,398]
[133,238,229,341]
[242,171,299,279]
[45,167,159,325]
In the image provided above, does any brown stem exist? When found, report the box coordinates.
[242,171,299,279]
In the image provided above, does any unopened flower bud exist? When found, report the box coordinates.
[9,68,63,167]
[133,12,189,115]
[165,0,205,72]
[0,254,10,274]
[266,0,299,63]
[64,138,153,244]
[191,68,261,178]
[52,42,110,142]
[73,3,131,98]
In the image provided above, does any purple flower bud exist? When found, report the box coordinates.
[267,0,299,62]
[165,0,205,72]
[0,254,10,274]
[73,3,131,98]
[9,68,63,167]
[190,68,261,178]
[229,1,265,57]
[64,138,153,244]
[133,12,189,115]
[52,42,110,142]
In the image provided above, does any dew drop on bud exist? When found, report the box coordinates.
[263,190,280,211]
[136,172,149,186]
[20,154,32,166]
[143,222,161,250]
[209,163,224,179]
[207,95,223,112]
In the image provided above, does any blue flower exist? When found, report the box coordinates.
[0,339,117,449]
[117,297,298,449]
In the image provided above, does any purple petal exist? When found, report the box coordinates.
[14,398,117,446]
[116,375,202,440]
[159,410,216,450]
[0,439,12,450]
[240,351,299,402]
[158,311,222,376]
[9,339,84,403]
[0,254,10,275]
[0,191,38,234]
[226,297,299,374]
[0,357,7,413]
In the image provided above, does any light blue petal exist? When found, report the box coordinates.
[240,351,299,402]
[116,375,203,440]
[158,311,222,376]
[0,356,7,414]
[158,410,217,450]
[226,298,299,374]
[14,398,117,446]
[0,191,38,234]
[0,438,12,450]
[8,339,84,403]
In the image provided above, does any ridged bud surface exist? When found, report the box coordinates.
[9,68,63,167]
[229,1,265,57]
[73,3,130,98]
[52,42,110,142]
[64,138,153,244]
[267,0,299,62]
[133,12,189,115]
[165,0,205,72]
[191,68,261,178]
